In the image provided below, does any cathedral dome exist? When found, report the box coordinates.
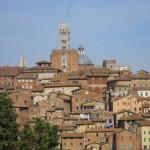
[78,46,93,65]
[79,54,93,65]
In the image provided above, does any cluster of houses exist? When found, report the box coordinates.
[0,61,150,150]
[0,23,150,150]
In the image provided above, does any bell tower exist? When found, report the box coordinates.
[59,23,70,50]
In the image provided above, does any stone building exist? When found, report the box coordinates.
[8,90,32,129]
[61,133,85,150]
[131,70,150,88]
[112,93,150,114]
[137,121,150,150]
[101,129,140,150]
[0,66,22,89]
[103,59,117,70]
[16,72,37,90]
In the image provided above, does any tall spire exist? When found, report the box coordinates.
[59,22,70,50]
[19,55,27,68]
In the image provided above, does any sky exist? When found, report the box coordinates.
[0,0,150,72]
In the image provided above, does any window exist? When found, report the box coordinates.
[63,58,65,63]
[96,132,99,137]
[76,98,78,102]
[134,107,137,112]
[121,136,124,141]
[144,145,147,149]
[144,138,146,142]
[16,95,18,100]
[62,46,66,49]
[145,92,148,96]
[149,131,150,134]
[24,100,27,104]
[19,107,28,112]
[62,40,67,44]
[144,131,146,134]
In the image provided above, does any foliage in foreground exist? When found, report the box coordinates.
[0,93,59,150]
[0,94,18,150]
[19,118,59,150]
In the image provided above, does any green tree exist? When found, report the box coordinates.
[47,123,59,149]
[34,118,59,150]
[19,118,59,150]
[34,118,49,150]
[0,93,18,150]
[19,123,35,150]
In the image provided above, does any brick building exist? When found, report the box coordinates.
[51,49,79,72]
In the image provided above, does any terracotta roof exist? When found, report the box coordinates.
[23,66,61,73]
[93,119,106,122]
[108,77,131,82]
[131,73,150,79]
[44,83,81,88]
[142,103,150,108]
[137,121,150,126]
[85,74,109,77]
[76,120,93,125]
[80,67,119,74]
[0,66,21,77]
[119,114,143,121]
[17,73,37,79]
[61,133,84,138]
[63,118,78,121]
[85,128,122,133]
[59,127,75,131]
[72,87,98,93]
[68,76,88,80]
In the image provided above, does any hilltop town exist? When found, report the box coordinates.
[0,23,150,150]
